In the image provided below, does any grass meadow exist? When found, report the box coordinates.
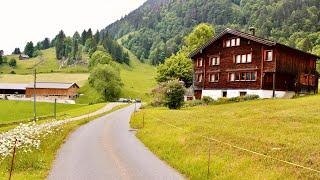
[0,100,106,125]
[0,48,88,74]
[130,95,320,179]
[0,104,128,180]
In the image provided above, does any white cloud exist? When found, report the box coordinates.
[0,0,146,54]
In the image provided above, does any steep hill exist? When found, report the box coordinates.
[104,0,320,64]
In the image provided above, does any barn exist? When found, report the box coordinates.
[25,82,79,100]
[0,83,27,95]
[190,28,319,100]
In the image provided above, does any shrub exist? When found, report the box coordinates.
[8,58,17,67]
[164,80,186,109]
[10,70,16,74]
[184,100,205,107]
[243,95,260,101]
[202,96,214,105]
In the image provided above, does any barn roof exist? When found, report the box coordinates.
[0,83,28,90]
[26,82,79,89]
[189,28,320,59]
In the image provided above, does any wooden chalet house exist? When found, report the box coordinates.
[190,28,319,100]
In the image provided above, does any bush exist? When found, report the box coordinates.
[164,80,186,109]
[184,100,205,107]
[8,58,17,67]
[202,96,214,105]
[243,95,260,101]
[10,70,16,74]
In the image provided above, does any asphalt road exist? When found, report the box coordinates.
[48,104,184,180]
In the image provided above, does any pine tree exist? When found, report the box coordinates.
[87,28,93,40]
[81,30,87,45]
[43,38,50,49]
[24,41,35,57]
[94,30,100,44]
[55,30,66,59]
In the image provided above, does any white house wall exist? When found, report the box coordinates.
[202,89,292,99]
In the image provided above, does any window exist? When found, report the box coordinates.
[196,58,203,67]
[240,92,247,96]
[226,40,231,47]
[265,50,273,61]
[236,38,240,46]
[197,74,203,82]
[235,53,252,64]
[210,73,219,82]
[225,38,240,47]
[222,91,227,97]
[209,56,220,66]
[229,72,257,82]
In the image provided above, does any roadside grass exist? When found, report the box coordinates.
[130,95,320,179]
[0,73,89,86]
[0,48,88,74]
[0,103,129,180]
[0,100,105,125]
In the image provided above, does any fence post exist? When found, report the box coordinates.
[142,113,145,128]
[207,140,211,180]
[9,138,17,180]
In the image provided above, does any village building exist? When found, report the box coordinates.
[19,54,30,60]
[0,82,79,100]
[25,82,79,100]
[190,28,319,100]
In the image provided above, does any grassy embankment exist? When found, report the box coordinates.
[131,95,320,179]
[0,100,106,125]
[0,103,129,180]
[0,48,88,74]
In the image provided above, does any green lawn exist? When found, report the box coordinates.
[0,100,105,125]
[131,95,320,179]
[0,48,88,74]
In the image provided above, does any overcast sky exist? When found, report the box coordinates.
[0,0,147,54]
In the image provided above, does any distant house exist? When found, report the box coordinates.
[19,54,30,60]
[190,28,319,100]
[25,82,80,100]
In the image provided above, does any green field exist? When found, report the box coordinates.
[131,95,320,179]
[0,100,105,125]
[0,48,88,74]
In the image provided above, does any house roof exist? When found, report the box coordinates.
[0,83,28,90]
[26,82,79,89]
[189,28,320,59]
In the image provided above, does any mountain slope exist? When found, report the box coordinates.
[104,0,320,64]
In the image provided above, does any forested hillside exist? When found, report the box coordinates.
[104,0,320,65]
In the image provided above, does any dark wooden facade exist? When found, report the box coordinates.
[190,28,319,99]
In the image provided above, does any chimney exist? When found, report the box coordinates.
[249,27,256,36]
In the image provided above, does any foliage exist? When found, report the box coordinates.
[88,65,123,102]
[24,41,35,58]
[12,48,21,55]
[55,30,67,60]
[104,0,320,64]
[156,52,193,86]
[202,96,214,105]
[156,23,214,87]
[88,50,113,69]
[102,33,129,64]
[164,80,186,109]
[8,58,16,67]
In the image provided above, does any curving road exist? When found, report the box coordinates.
[48,104,184,180]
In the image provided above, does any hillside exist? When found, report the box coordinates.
[104,0,320,64]
[131,95,320,179]
[0,48,89,74]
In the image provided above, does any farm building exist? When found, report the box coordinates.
[190,28,319,100]
[0,83,27,95]
[25,82,79,100]
[19,54,30,60]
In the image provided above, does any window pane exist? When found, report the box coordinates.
[231,39,236,46]
[251,72,256,80]
[241,73,246,80]
[226,40,230,47]
[200,59,203,66]
[236,55,241,63]
[236,38,240,46]
[235,73,239,80]
[266,51,273,61]
[247,53,252,63]
[241,54,246,63]
[230,73,235,81]
[217,57,220,65]
[246,73,251,80]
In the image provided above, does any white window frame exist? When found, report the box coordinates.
[235,53,253,64]
[210,73,219,82]
[231,39,236,46]
[198,74,203,82]
[265,50,273,61]
[226,40,231,47]
[236,38,240,46]
[210,56,220,66]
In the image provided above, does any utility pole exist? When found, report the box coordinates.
[33,69,37,122]
[54,98,57,119]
